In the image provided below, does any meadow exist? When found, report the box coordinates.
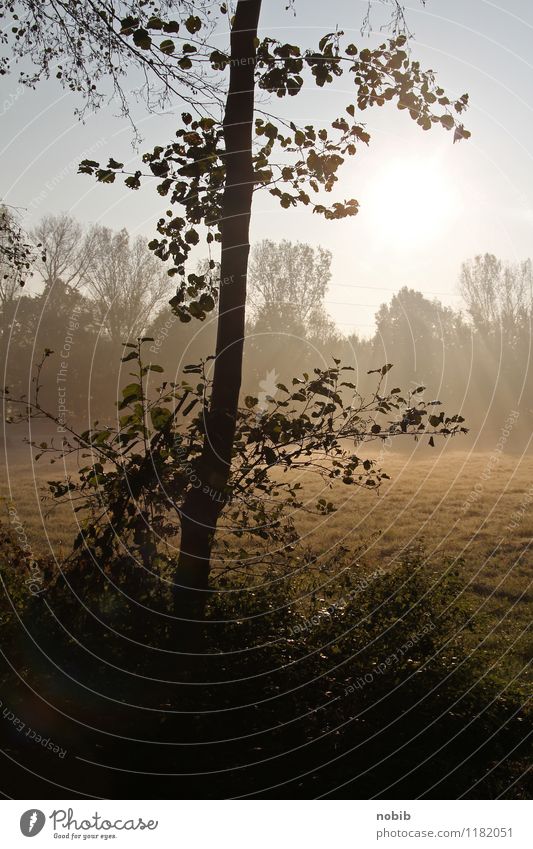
[1,440,531,798]
[2,443,531,686]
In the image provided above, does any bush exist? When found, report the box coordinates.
[0,531,529,799]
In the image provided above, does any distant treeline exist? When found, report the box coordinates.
[2,213,532,449]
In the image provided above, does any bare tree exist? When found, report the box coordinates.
[460,254,533,336]
[31,212,96,290]
[84,226,172,346]
[248,240,333,337]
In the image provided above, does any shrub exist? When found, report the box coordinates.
[0,535,528,799]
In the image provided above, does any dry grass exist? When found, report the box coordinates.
[1,442,81,561]
[2,442,533,585]
[285,445,533,683]
[1,441,531,679]
[291,447,533,596]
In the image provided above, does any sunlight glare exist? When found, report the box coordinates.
[364,156,457,248]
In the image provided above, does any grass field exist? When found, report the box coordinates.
[2,443,532,684]
[293,448,533,687]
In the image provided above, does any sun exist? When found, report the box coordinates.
[364,156,456,248]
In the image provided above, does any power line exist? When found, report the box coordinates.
[273,297,463,309]
[328,282,463,298]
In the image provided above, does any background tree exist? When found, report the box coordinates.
[248,239,333,336]
[0,204,40,293]
[0,208,23,317]
[84,226,172,347]
[245,239,339,400]
[460,253,533,339]
[375,287,463,348]
[459,253,533,441]
[3,282,104,414]
[374,286,467,389]
[0,204,43,369]
[31,212,96,291]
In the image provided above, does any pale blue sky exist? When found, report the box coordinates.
[1,0,533,335]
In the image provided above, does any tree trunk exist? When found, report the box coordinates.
[173,0,262,627]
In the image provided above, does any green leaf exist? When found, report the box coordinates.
[199,293,215,312]
[163,20,180,34]
[150,407,172,430]
[94,430,111,445]
[160,39,175,55]
[122,383,142,403]
[125,173,141,190]
[120,16,139,35]
[78,159,99,174]
[96,169,115,184]
[185,15,201,34]
[133,28,152,49]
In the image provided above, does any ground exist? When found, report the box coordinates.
[1,442,531,686]
[1,441,531,798]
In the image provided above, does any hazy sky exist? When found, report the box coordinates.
[1,0,533,335]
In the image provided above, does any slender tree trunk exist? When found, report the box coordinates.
[173,0,262,625]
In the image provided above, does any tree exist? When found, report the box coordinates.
[460,253,532,339]
[2,281,110,419]
[84,226,172,347]
[6,344,467,636]
[373,286,470,426]
[0,204,40,297]
[0,0,221,141]
[1,1,471,622]
[0,208,23,312]
[375,287,463,350]
[458,255,533,443]
[0,205,43,369]
[245,240,339,404]
[248,239,333,337]
[31,212,96,290]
